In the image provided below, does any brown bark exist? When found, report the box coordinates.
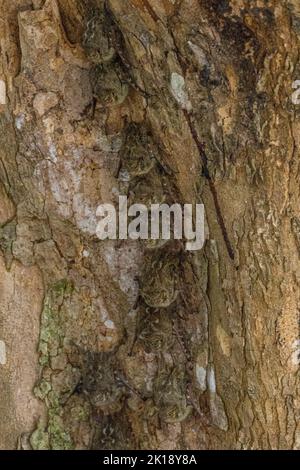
[0,0,299,450]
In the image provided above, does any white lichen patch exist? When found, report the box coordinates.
[0,340,7,365]
[15,114,25,130]
[188,41,209,69]
[207,365,216,394]
[170,72,192,111]
[48,143,58,163]
[0,80,6,105]
[104,319,115,330]
[291,339,300,366]
[196,365,207,392]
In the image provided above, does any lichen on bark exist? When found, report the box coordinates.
[0,0,299,450]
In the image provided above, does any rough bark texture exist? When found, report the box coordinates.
[0,0,299,450]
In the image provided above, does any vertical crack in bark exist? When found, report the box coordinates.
[183,109,235,261]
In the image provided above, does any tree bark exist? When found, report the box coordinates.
[0,0,299,450]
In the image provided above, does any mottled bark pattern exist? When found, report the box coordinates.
[0,0,299,450]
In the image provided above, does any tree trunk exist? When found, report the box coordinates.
[0,0,299,450]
